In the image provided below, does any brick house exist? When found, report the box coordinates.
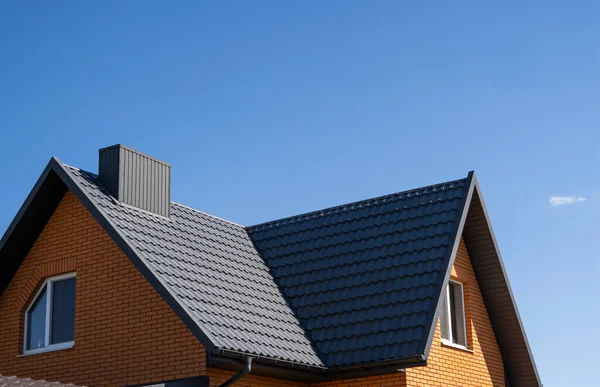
[0,145,541,387]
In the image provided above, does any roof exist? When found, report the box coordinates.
[247,177,470,368]
[0,158,541,385]
[65,165,324,368]
[0,375,81,387]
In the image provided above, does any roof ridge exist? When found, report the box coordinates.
[63,163,466,236]
[62,163,81,172]
[61,163,245,229]
[247,174,470,230]
[171,201,246,228]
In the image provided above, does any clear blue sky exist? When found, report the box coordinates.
[1,2,598,385]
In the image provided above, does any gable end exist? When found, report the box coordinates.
[462,182,541,387]
[0,165,67,297]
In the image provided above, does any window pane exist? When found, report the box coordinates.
[449,282,467,346]
[448,283,459,342]
[50,278,76,344]
[440,289,449,340]
[26,286,47,350]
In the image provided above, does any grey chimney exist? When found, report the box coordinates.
[98,145,171,217]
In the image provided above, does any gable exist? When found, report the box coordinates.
[406,237,505,386]
[461,187,541,386]
[0,168,67,297]
[0,190,206,386]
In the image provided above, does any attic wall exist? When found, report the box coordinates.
[0,191,206,387]
[405,238,505,387]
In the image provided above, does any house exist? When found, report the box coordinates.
[0,145,541,387]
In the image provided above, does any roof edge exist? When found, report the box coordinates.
[0,159,56,256]
[420,171,541,386]
[52,160,218,353]
[0,158,219,354]
[210,350,427,382]
[0,158,68,297]
[466,175,542,386]
[422,171,475,357]
[247,174,472,231]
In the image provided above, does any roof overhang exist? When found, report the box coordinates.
[0,160,68,296]
[424,172,542,387]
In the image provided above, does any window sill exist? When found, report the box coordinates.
[441,340,473,353]
[19,342,74,357]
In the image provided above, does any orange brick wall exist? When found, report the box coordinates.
[405,238,505,387]
[0,191,206,387]
[206,368,308,387]
[312,372,407,387]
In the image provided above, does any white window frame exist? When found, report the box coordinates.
[23,272,76,355]
[441,279,468,349]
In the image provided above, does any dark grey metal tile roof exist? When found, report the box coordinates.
[0,375,82,387]
[62,163,470,369]
[63,165,324,367]
[247,178,470,367]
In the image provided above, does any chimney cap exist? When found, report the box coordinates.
[99,144,171,167]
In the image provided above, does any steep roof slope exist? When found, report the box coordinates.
[247,178,470,367]
[63,165,324,367]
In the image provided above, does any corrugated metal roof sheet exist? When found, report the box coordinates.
[247,178,470,367]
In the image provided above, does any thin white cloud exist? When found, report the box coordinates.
[549,196,587,206]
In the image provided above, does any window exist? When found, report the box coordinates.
[24,273,76,354]
[440,280,467,348]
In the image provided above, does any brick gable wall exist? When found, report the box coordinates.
[404,238,505,386]
[0,191,205,386]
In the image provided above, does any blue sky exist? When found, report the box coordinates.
[1,2,598,385]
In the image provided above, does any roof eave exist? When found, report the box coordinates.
[0,158,68,296]
[209,350,427,382]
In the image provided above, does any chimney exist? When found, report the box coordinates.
[98,145,171,217]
